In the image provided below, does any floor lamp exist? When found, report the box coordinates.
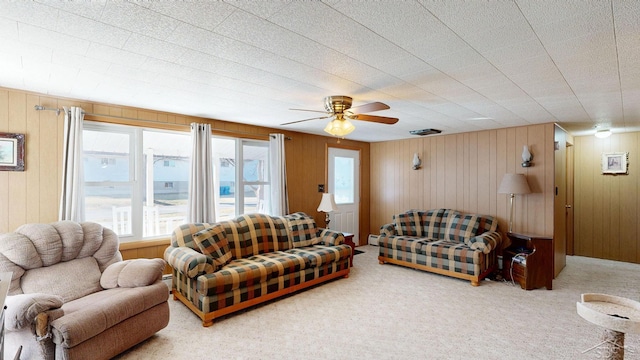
[317,193,338,229]
[498,173,531,233]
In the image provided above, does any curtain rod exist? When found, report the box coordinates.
[34,105,61,116]
[34,106,291,140]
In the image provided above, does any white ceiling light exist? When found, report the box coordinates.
[595,129,612,138]
[324,118,355,137]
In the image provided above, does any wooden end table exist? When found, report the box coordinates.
[503,232,553,290]
[343,233,355,267]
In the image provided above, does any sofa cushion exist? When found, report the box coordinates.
[394,211,422,236]
[234,214,291,257]
[197,259,274,295]
[418,209,444,239]
[438,209,461,239]
[193,225,233,270]
[21,257,103,303]
[286,245,350,268]
[248,252,308,276]
[476,215,499,233]
[444,213,481,243]
[285,212,321,248]
[100,258,165,289]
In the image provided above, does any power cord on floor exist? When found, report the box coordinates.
[509,252,529,287]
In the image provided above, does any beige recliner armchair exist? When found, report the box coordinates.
[0,221,170,360]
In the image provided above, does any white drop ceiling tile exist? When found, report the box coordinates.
[613,0,640,33]
[18,23,90,56]
[51,51,110,75]
[333,0,468,59]
[0,51,22,71]
[268,1,408,69]
[423,0,523,36]
[429,48,487,75]
[55,11,131,49]
[517,0,604,27]
[0,37,53,62]
[164,23,236,56]
[0,18,18,39]
[99,1,180,40]
[428,102,482,121]
[229,0,293,19]
[148,2,236,31]
[498,54,559,78]
[560,60,619,83]
[544,33,616,65]
[375,56,430,79]
[0,1,59,28]
[465,22,537,54]
[86,43,148,68]
[44,1,107,20]
[123,34,188,63]
[482,39,547,68]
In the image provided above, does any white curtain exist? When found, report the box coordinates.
[188,123,216,223]
[59,106,85,221]
[268,133,289,216]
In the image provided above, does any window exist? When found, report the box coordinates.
[83,122,190,240]
[212,137,269,221]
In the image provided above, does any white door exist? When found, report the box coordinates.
[328,148,360,245]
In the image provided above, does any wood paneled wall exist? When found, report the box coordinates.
[573,132,640,263]
[370,123,556,241]
[0,87,370,261]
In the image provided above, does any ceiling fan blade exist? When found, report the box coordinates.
[289,108,330,114]
[348,101,390,114]
[281,115,331,126]
[350,114,399,125]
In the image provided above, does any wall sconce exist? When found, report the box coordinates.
[521,145,533,167]
[412,153,422,170]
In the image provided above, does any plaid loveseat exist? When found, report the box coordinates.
[378,209,502,286]
[164,212,351,326]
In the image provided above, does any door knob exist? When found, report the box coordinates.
[565,205,572,208]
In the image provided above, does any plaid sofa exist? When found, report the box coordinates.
[378,209,502,286]
[164,212,351,326]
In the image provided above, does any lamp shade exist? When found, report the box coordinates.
[317,193,338,212]
[498,173,531,195]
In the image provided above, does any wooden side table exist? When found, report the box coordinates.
[503,232,553,290]
[343,233,355,267]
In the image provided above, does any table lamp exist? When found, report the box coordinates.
[498,173,531,232]
[317,193,338,228]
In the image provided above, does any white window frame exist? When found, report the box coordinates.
[83,121,189,241]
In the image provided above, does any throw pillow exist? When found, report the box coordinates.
[100,258,166,289]
[394,211,422,236]
[285,212,320,248]
[444,213,481,243]
[193,225,233,270]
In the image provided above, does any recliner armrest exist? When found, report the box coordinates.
[164,246,216,278]
[5,293,64,331]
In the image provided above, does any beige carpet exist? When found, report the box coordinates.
[115,246,640,359]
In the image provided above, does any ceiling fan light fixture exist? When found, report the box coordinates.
[324,118,355,137]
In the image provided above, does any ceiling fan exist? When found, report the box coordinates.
[282,96,399,137]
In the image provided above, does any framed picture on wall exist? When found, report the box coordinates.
[0,132,25,171]
[601,152,628,175]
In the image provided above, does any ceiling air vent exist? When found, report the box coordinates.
[410,128,442,136]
